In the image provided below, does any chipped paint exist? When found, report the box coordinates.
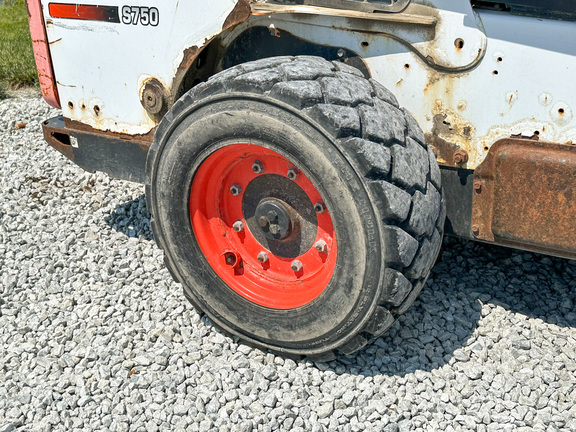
[64,95,157,135]
[539,92,553,106]
[426,100,476,167]
[506,91,518,108]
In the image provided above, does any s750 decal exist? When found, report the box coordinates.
[121,6,159,26]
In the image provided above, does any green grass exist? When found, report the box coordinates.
[0,0,38,97]
[0,81,8,99]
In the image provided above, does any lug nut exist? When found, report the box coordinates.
[291,260,303,272]
[287,168,299,181]
[233,220,244,233]
[314,201,326,214]
[257,252,269,263]
[230,184,241,196]
[252,160,264,174]
[315,240,328,253]
[258,216,270,228]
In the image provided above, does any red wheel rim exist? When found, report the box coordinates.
[190,144,337,309]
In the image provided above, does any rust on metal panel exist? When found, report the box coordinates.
[223,0,252,31]
[472,138,576,259]
[250,3,437,25]
[170,42,213,106]
[43,119,75,161]
[171,1,253,105]
[425,100,476,168]
[173,45,201,95]
[140,78,168,119]
[64,117,155,152]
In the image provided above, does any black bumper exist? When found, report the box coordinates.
[42,115,151,184]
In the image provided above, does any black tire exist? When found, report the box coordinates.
[146,56,445,359]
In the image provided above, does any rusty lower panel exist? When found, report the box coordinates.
[44,116,151,183]
[472,138,576,259]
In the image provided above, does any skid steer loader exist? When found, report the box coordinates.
[27,0,576,359]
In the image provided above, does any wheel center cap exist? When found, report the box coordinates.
[255,199,295,240]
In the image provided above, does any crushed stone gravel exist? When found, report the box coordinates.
[1,96,576,432]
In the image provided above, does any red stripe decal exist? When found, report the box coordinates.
[48,3,120,22]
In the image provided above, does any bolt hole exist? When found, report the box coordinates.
[224,252,237,267]
[484,146,489,151]
[81,104,86,110]
[67,101,74,109]
[497,56,503,62]
[94,105,100,115]
[404,63,410,69]
[454,38,465,49]
[534,130,540,136]
[559,108,565,114]
[361,41,369,48]
[492,70,499,76]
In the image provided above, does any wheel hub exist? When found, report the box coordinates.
[255,199,295,240]
[190,143,337,309]
[243,174,317,258]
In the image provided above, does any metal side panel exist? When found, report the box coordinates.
[44,0,248,135]
[239,6,576,170]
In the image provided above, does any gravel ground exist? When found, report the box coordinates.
[1,96,576,432]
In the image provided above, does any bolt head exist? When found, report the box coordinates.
[257,252,269,263]
[472,225,480,236]
[453,150,469,165]
[230,184,241,196]
[314,201,326,214]
[140,79,166,116]
[269,224,281,235]
[291,260,303,272]
[473,181,483,192]
[232,220,244,233]
[258,216,270,227]
[252,160,264,174]
[315,240,328,253]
